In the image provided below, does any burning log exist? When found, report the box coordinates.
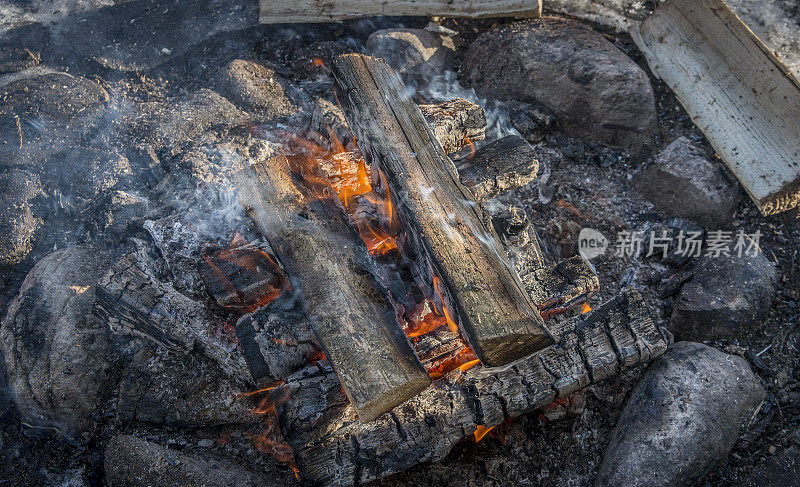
[457,135,540,202]
[332,53,553,367]
[419,98,487,153]
[94,252,250,382]
[279,288,666,486]
[234,156,430,422]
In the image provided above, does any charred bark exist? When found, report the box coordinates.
[457,135,540,202]
[279,288,666,486]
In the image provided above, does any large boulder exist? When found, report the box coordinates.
[596,342,765,487]
[634,137,739,228]
[0,245,114,436]
[105,435,270,487]
[671,253,778,341]
[366,28,456,77]
[462,18,656,150]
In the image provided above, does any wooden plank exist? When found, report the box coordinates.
[259,0,542,24]
[630,0,800,215]
[456,134,540,202]
[279,288,666,487]
[331,53,553,367]
[234,156,430,422]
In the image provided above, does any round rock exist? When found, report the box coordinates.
[462,18,656,150]
[0,245,114,436]
[596,342,765,487]
[218,59,296,117]
[366,28,456,77]
[0,72,108,121]
[634,137,739,228]
[671,252,778,341]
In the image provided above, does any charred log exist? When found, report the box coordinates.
[457,135,540,202]
[280,288,666,486]
[332,53,552,367]
[94,252,250,382]
[419,98,486,153]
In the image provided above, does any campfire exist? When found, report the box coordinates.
[1,1,794,486]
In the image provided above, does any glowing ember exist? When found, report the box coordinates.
[474,424,496,442]
[237,383,297,473]
[427,346,478,380]
[581,302,593,314]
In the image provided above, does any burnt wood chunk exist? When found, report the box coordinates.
[280,288,666,486]
[94,253,250,381]
[457,135,540,201]
[198,235,286,310]
[526,256,600,319]
[234,156,430,422]
[332,53,552,367]
[419,98,486,153]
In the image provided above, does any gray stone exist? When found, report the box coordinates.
[597,342,765,487]
[0,72,108,121]
[462,18,656,150]
[671,252,778,341]
[634,137,739,228]
[218,59,296,117]
[366,28,456,77]
[0,169,42,266]
[727,0,800,80]
[0,245,114,436]
[104,435,271,487]
[119,89,250,156]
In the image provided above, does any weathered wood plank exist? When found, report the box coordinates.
[259,0,542,23]
[234,156,430,422]
[631,0,800,215]
[280,288,666,486]
[332,53,553,367]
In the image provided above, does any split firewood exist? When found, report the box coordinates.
[258,0,542,23]
[332,53,552,367]
[94,252,250,382]
[234,156,430,422]
[278,288,666,486]
[419,98,487,153]
[457,134,540,202]
[631,0,800,215]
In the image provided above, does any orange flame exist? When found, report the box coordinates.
[474,425,496,442]
[581,302,593,314]
[237,384,297,473]
[432,276,459,335]
[312,57,325,68]
[427,346,478,380]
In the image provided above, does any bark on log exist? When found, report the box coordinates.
[332,53,552,367]
[457,135,540,202]
[94,253,250,382]
[234,156,430,422]
[259,0,542,23]
[419,98,486,153]
[279,288,666,486]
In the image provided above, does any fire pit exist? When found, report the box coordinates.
[0,1,794,486]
